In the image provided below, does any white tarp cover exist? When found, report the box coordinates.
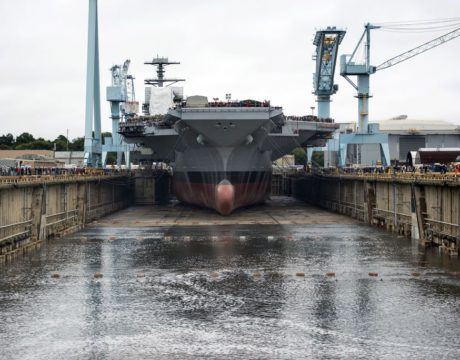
[149,87,175,115]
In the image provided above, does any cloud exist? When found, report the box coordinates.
[0,0,459,139]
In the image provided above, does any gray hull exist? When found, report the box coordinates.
[120,106,337,214]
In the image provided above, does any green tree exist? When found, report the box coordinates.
[15,139,53,150]
[15,132,35,146]
[106,152,117,165]
[54,135,69,151]
[291,147,307,165]
[311,151,324,167]
[69,137,84,151]
[0,133,14,148]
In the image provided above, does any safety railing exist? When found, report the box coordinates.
[0,172,128,185]
[312,170,460,183]
[320,199,365,220]
[372,208,412,227]
[86,200,125,221]
[0,219,32,247]
[424,218,460,239]
[46,209,79,227]
[45,209,79,238]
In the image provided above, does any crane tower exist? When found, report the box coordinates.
[312,27,346,119]
[337,21,460,166]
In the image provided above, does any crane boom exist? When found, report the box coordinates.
[376,27,460,71]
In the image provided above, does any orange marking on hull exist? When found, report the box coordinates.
[216,182,235,215]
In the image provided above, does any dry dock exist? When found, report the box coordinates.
[293,172,460,255]
[1,173,460,359]
[2,171,460,260]
[0,174,132,262]
[92,196,358,228]
[1,193,460,359]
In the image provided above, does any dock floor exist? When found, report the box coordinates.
[90,196,359,227]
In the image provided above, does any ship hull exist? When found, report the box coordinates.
[174,171,271,215]
[119,106,337,215]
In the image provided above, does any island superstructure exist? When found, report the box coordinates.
[119,58,337,214]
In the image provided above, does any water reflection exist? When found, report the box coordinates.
[0,223,459,359]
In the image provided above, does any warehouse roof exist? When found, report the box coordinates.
[372,115,459,134]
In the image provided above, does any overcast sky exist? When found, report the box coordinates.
[1,0,459,140]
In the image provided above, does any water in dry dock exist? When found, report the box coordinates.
[1,197,459,359]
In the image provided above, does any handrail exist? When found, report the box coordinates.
[45,209,78,219]
[88,201,117,210]
[0,219,32,230]
[372,208,411,218]
[0,230,31,245]
[311,170,460,182]
[425,218,460,228]
[322,200,364,213]
[0,173,128,186]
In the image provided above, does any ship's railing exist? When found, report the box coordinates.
[206,100,271,107]
[181,107,273,113]
[119,118,173,132]
[286,115,335,123]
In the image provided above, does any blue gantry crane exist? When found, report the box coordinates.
[312,27,346,119]
[308,27,345,165]
[338,21,460,166]
[104,60,136,166]
[84,0,134,167]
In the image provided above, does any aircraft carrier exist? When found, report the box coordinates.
[119,58,337,214]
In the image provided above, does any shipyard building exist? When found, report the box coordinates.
[324,116,460,166]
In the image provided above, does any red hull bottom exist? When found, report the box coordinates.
[174,179,271,215]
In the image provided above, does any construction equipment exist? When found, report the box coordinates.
[338,19,460,166]
[312,27,346,119]
[84,0,134,167]
[104,60,136,166]
[309,27,346,165]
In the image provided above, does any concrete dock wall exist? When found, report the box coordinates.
[293,174,459,256]
[0,175,133,262]
[134,170,172,205]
